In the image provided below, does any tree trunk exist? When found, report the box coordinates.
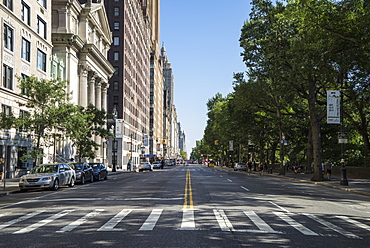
[308,77,323,181]
[270,141,278,165]
[306,129,313,173]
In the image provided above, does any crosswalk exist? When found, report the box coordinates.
[0,208,369,239]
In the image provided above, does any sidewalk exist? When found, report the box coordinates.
[267,171,370,197]
[217,165,370,197]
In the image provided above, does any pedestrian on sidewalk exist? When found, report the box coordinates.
[0,157,3,182]
[325,160,332,180]
[247,160,252,175]
[260,162,267,176]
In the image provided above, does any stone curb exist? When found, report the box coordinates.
[267,173,370,197]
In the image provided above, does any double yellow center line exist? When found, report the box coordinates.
[183,169,193,209]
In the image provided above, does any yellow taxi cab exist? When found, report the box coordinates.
[208,160,215,167]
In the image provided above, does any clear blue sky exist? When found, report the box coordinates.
[160,1,251,156]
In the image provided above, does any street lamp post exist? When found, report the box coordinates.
[112,106,118,172]
[338,72,348,186]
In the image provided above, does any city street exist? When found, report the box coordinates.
[0,164,369,248]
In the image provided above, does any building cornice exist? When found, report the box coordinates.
[82,44,115,77]
[51,33,85,51]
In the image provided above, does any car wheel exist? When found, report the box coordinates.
[69,177,75,187]
[97,174,101,181]
[81,175,85,184]
[90,174,94,183]
[52,179,59,191]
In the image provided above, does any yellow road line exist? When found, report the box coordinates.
[183,169,193,209]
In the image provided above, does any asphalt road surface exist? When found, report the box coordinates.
[0,164,369,248]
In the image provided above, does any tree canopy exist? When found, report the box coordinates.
[191,0,370,181]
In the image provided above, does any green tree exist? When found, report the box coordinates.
[66,104,112,161]
[15,76,73,165]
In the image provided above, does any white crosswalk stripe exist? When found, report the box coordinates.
[179,209,199,230]
[0,208,368,239]
[57,209,105,233]
[304,213,361,239]
[139,209,163,231]
[97,209,134,231]
[0,210,45,230]
[14,210,74,234]
[336,215,370,232]
[274,212,319,236]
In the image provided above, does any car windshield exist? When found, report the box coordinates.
[90,164,100,169]
[71,164,83,170]
[32,164,58,173]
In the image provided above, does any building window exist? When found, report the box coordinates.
[114,22,119,31]
[19,110,29,132]
[114,67,119,76]
[114,7,119,16]
[3,24,13,51]
[22,38,31,62]
[37,0,46,8]
[113,96,119,104]
[21,1,30,25]
[113,37,119,46]
[3,0,13,10]
[2,105,11,115]
[2,64,13,90]
[20,74,28,95]
[37,49,46,72]
[113,52,119,61]
[37,16,47,39]
[113,81,119,90]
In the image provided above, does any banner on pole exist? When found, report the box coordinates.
[229,140,234,151]
[327,90,340,124]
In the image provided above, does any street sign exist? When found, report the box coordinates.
[327,90,341,124]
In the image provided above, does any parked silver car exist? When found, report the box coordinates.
[19,163,76,192]
[234,162,248,171]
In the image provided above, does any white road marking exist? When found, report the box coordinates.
[0,212,10,218]
[179,209,199,230]
[244,211,281,233]
[274,212,319,236]
[336,216,370,232]
[0,211,45,230]
[269,201,291,213]
[57,209,105,232]
[227,179,232,182]
[139,209,163,231]
[304,214,361,239]
[14,210,74,234]
[241,186,249,191]
[97,209,134,231]
[213,209,235,231]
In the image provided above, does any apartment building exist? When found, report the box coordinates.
[148,0,165,159]
[0,0,53,177]
[104,0,151,169]
[0,0,114,178]
[161,44,179,160]
[51,0,115,163]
